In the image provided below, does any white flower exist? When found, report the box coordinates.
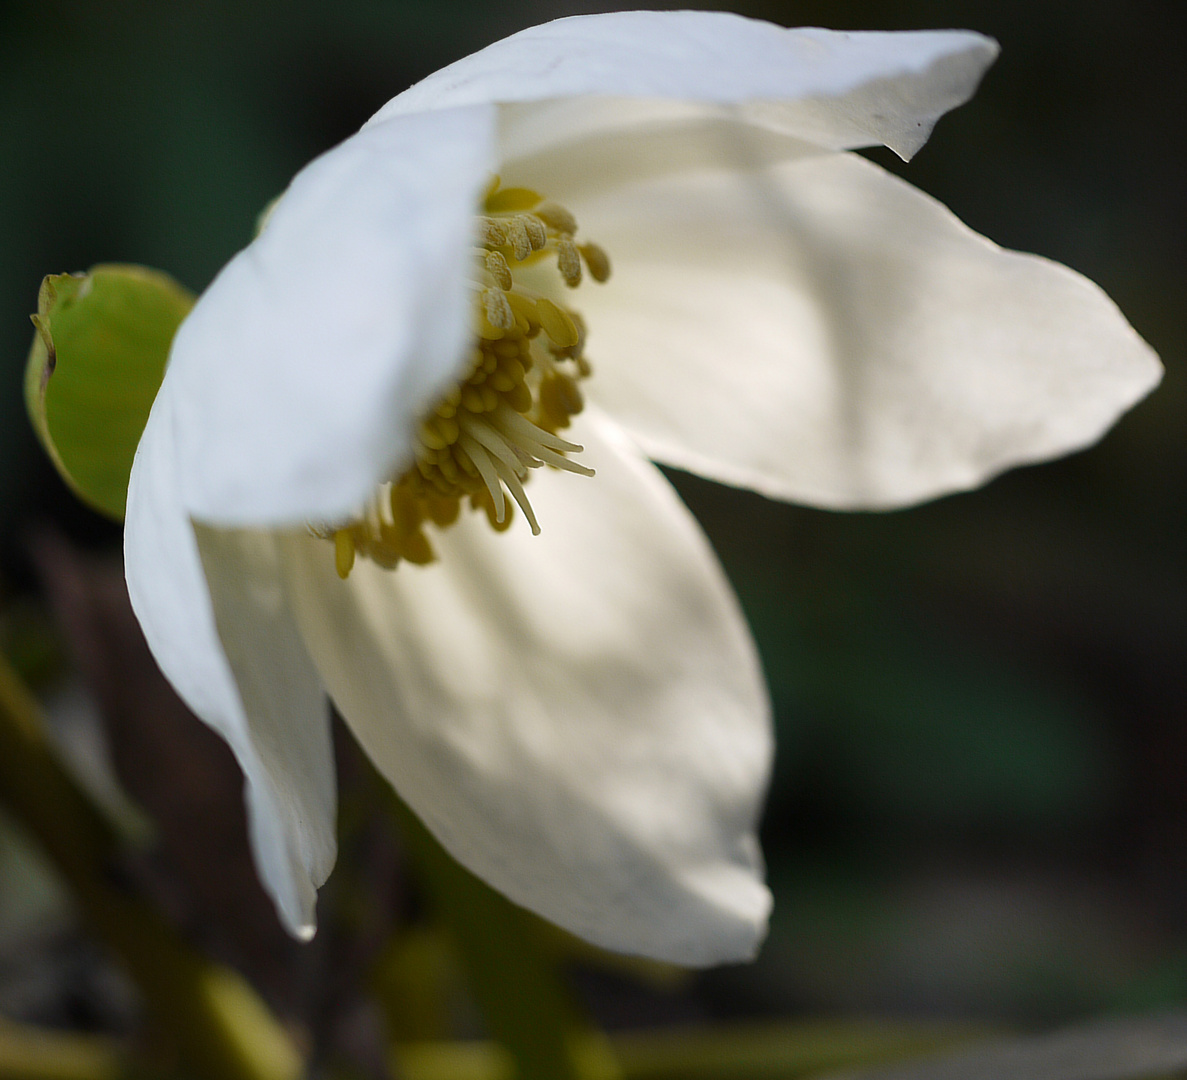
[123,12,1161,966]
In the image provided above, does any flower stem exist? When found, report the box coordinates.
[395,1019,991,1080]
[384,792,622,1080]
[0,1016,139,1080]
[0,652,304,1080]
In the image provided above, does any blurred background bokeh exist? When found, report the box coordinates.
[1,0,1183,1059]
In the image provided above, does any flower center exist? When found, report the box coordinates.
[319,179,610,579]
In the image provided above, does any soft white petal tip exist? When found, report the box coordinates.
[733,893,773,964]
[272,878,321,943]
[664,878,772,968]
[292,922,317,943]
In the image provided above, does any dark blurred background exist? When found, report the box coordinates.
[1,0,1183,1044]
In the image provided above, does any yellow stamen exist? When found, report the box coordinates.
[578,242,611,283]
[533,202,577,234]
[481,288,514,330]
[485,186,542,213]
[333,529,355,580]
[534,299,579,349]
[556,237,582,287]
[321,179,610,577]
[484,250,513,290]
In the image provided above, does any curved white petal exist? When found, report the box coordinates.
[498,104,832,210]
[170,105,496,527]
[572,151,1162,509]
[278,411,772,965]
[373,14,997,161]
[125,384,336,936]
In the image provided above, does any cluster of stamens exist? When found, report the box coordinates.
[317,179,610,579]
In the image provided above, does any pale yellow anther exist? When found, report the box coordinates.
[505,291,541,333]
[518,213,547,252]
[506,381,533,413]
[436,415,459,444]
[534,202,577,234]
[478,217,507,248]
[535,298,579,349]
[389,484,423,536]
[372,521,429,566]
[418,420,448,450]
[556,237,582,287]
[506,218,532,261]
[485,186,542,213]
[578,243,611,283]
[370,542,401,571]
[477,312,506,340]
[484,250,513,290]
[539,372,584,428]
[482,288,514,330]
[456,448,479,477]
[492,357,525,390]
[425,494,460,527]
[323,180,611,578]
[333,529,355,580]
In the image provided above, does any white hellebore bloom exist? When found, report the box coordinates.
[124,12,1161,966]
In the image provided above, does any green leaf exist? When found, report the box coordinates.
[25,264,194,520]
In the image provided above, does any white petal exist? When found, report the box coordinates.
[125,385,336,936]
[573,151,1162,509]
[497,102,832,209]
[374,14,997,160]
[170,105,496,527]
[278,411,772,965]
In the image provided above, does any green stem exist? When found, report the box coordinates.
[0,1016,135,1080]
[384,793,621,1080]
[610,1018,991,1079]
[0,654,304,1080]
[396,1019,991,1080]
